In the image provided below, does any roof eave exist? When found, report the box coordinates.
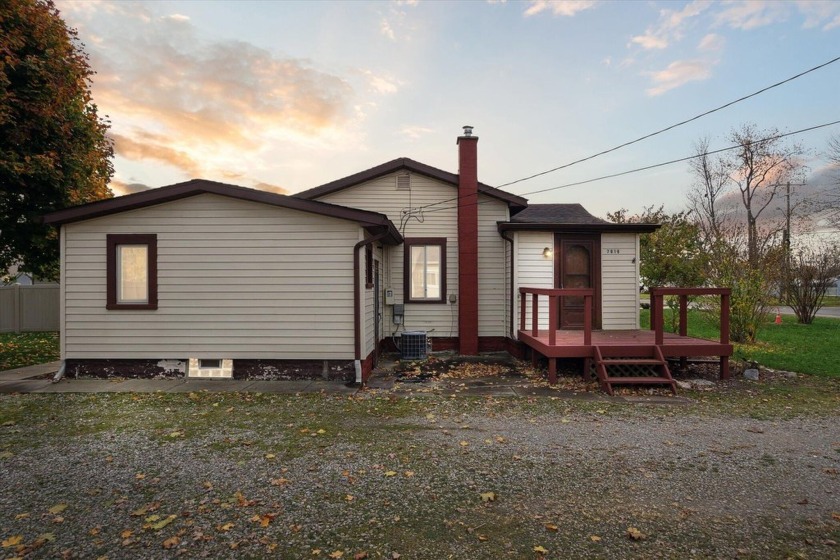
[497,222,661,234]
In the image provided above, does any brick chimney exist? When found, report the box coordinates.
[457,125,479,355]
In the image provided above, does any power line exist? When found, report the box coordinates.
[496,54,840,189]
[420,119,840,216]
[417,54,840,212]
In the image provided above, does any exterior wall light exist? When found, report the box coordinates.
[543,247,553,258]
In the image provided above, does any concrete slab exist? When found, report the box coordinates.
[243,380,313,394]
[303,380,360,395]
[0,361,61,381]
[0,379,53,393]
[437,385,519,397]
[621,395,693,405]
[165,379,255,392]
[512,386,609,400]
[109,378,187,392]
[32,379,113,393]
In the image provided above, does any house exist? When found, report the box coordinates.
[44,127,732,390]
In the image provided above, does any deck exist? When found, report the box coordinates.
[518,287,733,389]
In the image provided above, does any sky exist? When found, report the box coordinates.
[56,0,840,219]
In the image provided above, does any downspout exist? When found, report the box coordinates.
[502,231,515,339]
[353,230,389,385]
[52,361,66,383]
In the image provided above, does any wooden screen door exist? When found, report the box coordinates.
[555,234,600,329]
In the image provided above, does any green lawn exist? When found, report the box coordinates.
[640,309,840,377]
[0,332,59,371]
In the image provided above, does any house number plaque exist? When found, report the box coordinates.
[605,249,620,254]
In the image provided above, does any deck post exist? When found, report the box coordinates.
[720,292,731,380]
[520,290,526,332]
[649,292,657,332]
[548,295,557,346]
[679,295,688,370]
[583,295,592,346]
[548,358,557,384]
[654,293,664,345]
[532,293,539,337]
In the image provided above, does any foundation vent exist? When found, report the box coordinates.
[188,358,233,378]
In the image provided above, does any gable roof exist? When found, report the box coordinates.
[43,179,403,244]
[293,157,528,211]
[498,204,659,233]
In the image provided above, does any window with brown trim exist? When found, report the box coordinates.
[404,238,446,303]
[106,234,158,310]
[365,244,374,289]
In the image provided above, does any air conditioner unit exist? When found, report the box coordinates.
[400,331,427,360]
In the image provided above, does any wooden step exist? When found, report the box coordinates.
[600,358,664,366]
[606,376,675,385]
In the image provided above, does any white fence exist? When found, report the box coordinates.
[0,284,60,333]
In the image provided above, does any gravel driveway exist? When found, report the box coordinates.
[1,393,838,559]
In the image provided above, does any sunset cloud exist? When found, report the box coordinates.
[629,0,710,50]
[715,1,787,30]
[524,1,596,18]
[645,59,715,96]
[400,125,434,140]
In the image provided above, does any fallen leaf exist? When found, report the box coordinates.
[312,550,322,556]
[627,527,646,540]
[89,526,101,536]
[135,473,146,480]
[533,545,548,554]
[131,506,148,517]
[169,431,184,438]
[2,535,23,548]
[590,535,602,542]
[354,553,369,560]
[798,498,809,505]
[544,523,558,532]
[317,429,326,434]
[329,551,344,559]
[48,503,68,514]
[477,535,488,541]
[149,515,177,530]
[459,441,469,447]
[162,536,180,549]
[391,553,401,560]
[218,522,234,532]
[14,513,29,520]
[480,492,496,502]
[265,454,276,460]
[345,495,354,502]
[120,530,132,539]
[384,471,397,477]
[832,512,840,521]
[404,471,415,477]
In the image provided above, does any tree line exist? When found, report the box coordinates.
[612,124,840,342]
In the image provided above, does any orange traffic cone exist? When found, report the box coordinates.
[774,310,782,325]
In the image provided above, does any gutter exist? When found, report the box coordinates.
[353,230,390,385]
[501,231,515,339]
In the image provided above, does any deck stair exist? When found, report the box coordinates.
[593,345,677,396]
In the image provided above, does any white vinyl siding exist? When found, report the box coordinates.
[477,198,510,337]
[62,194,360,360]
[601,233,639,329]
[317,172,510,339]
[514,231,554,335]
[363,243,382,357]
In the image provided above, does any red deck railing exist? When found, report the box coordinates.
[648,287,731,346]
[518,288,594,346]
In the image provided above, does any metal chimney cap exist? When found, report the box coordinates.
[462,125,474,137]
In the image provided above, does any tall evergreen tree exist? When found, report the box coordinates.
[1,0,113,281]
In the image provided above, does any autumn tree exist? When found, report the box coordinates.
[0,0,113,281]
[782,243,840,324]
[607,206,704,289]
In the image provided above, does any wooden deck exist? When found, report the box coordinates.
[518,328,733,360]
[518,287,734,391]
